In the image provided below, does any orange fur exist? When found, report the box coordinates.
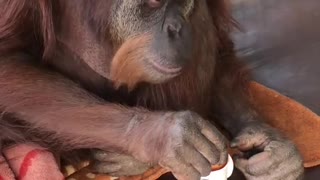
[110,35,153,90]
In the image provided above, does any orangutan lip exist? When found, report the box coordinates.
[150,60,182,75]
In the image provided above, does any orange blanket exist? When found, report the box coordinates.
[66,82,320,179]
[248,82,320,168]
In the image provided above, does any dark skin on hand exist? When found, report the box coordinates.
[0,0,303,180]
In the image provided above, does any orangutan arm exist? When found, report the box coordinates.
[0,55,227,179]
[212,55,304,180]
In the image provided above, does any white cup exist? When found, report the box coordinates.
[200,154,234,180]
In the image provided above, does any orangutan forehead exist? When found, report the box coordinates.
[115,0,195,14]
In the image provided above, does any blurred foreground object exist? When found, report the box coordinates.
[232,0,320,114]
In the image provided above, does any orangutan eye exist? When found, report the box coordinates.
[145,0,164,9]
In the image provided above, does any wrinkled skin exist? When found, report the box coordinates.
[90,111,228,179]
[231,123,304,180]
[90,114,303,180]
[91,150,151,177]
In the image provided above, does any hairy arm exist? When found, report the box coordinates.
[0,54,227,179]
[212,52,304,179]
[211,55,256,136]
[0,54,159,153]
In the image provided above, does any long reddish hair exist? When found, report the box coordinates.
[0,0,56,58]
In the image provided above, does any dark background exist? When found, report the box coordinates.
[232,0,320,115]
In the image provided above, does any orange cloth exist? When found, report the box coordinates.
[248,82,320,168]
